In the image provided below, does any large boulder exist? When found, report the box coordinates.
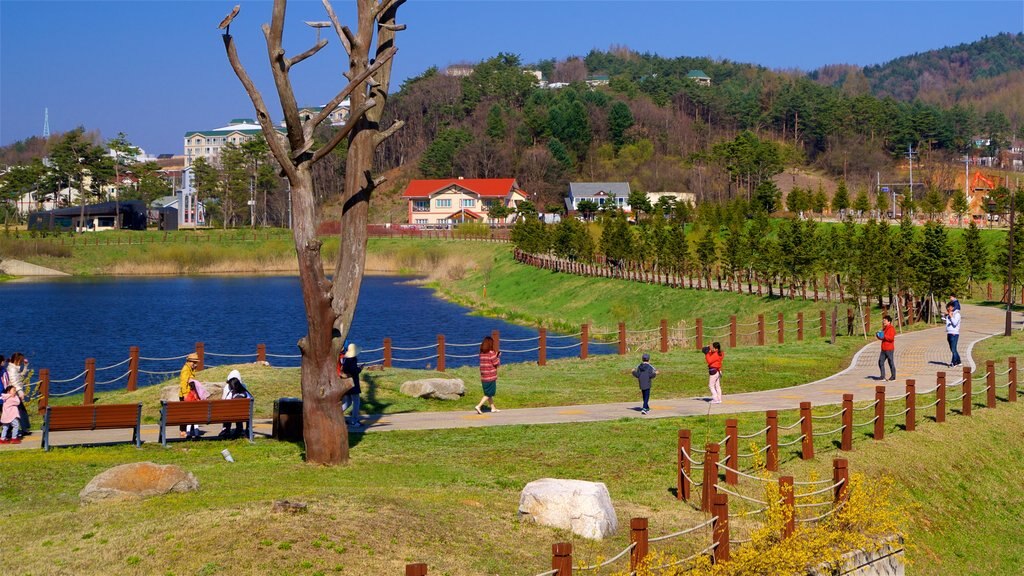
[400,378,466,400]
[518,479,617,540]
[80,462,199,504]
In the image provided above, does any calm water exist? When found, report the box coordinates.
[0,275,607,393]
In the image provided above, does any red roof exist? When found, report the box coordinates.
[402,178,520,199]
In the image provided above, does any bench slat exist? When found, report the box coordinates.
[164,399,252,426]
[47,404,141,431]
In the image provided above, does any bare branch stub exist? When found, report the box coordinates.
[286,38,328,71]
[322,0,354,56]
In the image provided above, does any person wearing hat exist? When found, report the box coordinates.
[338,343,363,427]
[178,352,200,438]
[631,353,658,415]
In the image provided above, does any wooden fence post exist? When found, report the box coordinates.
[538,327,547,366]
[986,360,996,408]
[766,410,779,472]
[725,419,738,485]
[405,563,427,576]
[820,309,827,337]
[696,319,704,350]
[84,358,96,405]
[780,476,795,539]
[936,371,946,423]
[712,494,730,564]
[757,314,765,346]
[256,344,266,364]
[797,312,804,341]
[874,386,886,440]
[618,322,627,355]
[777,313,785,344]
[436,335,446,372]
[702,443,719,512]
[832,458,849,505]
[841,394,853,451]
[660,319,668,353]
[679,429,691,501]
[629,518,649,573]
[552,543,573,576]
[905,379,916,431]
[37,368,49,414]
[127,346,140,392]
[383,337,392,368]
[987,282,992,300]
[580,324,589,360]
[800,402,814,460]
[1009,357,1018,402]
[195,342,205,371]
[491,330,500,354]
[729,315,737,348]
[962,366,972,416]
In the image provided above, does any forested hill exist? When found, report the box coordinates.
[376,39,1021,211]
[811,33,1024,129]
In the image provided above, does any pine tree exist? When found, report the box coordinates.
[831,180,850,216]
[853,188,871,221]
[875,190,890,220]
[950,191,970,227]
[962,220,987,290]
[695,226,718,286]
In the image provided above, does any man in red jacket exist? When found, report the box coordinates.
[877,315,896,381]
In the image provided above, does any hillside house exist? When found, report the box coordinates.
[565,182,631,213]
[402,178,528,226]
[686,70,711,86]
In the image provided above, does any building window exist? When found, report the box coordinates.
[461,199,475,208]
[413,200,429,212]
[414,218,428,225]
[436,199,452,208]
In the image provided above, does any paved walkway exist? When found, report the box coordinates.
[0,259,69,277]
[8,304,1021,451]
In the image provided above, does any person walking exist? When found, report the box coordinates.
[474,336,501,414]
[178,353,200,438]
[876,315,896,381]
[944,303,962,367]
[703,342,724,404]
[339,343,363,427]
[631,353,658,414]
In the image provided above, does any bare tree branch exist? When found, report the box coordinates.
[373,119,404,146]
[379,23,405,31]
[307,45,397,130]
[310,99,376,164]
[221,33,297,181]
[262,9,305,154]
[322,0,354,56]
[373,0,402,19]
[286,39,328,71]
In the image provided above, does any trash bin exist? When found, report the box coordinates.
[273,397,303,441]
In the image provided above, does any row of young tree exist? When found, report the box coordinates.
[511,194,1023,313]
[189,137,289,228]
[0,128,172,226]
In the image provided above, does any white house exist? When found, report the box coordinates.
[402,178,528,226]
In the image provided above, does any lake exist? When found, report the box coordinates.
[1,275,607,393]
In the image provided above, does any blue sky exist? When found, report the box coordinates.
[2,1,1022,155]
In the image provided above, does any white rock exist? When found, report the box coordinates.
[519,478,618,540]
[400,378,466,400]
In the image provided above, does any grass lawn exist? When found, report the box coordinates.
[4,333,1022,575]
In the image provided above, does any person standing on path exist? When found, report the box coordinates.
[339,343,363,427]
[876,315,896,381]
[631,353,658,414]
[944,303,962,367]
[475,336,501,414]
[703,342,724,404]
[178,353,200,438]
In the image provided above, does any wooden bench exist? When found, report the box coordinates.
[42,403,143,451]
[158,398,254,447]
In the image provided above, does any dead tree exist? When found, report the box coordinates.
[220,0,405,465]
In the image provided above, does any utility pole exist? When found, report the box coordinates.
[906,145,916,219]
[1008,184,1017,337]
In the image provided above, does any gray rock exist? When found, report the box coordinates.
[518,478,618,540]
[80,462,199,504]
[400,378,466,400]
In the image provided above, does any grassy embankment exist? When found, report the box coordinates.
[4,331,1023,575]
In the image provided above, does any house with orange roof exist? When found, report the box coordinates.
[402,178,529,226]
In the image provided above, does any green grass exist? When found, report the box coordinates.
[4,333,1023,574]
